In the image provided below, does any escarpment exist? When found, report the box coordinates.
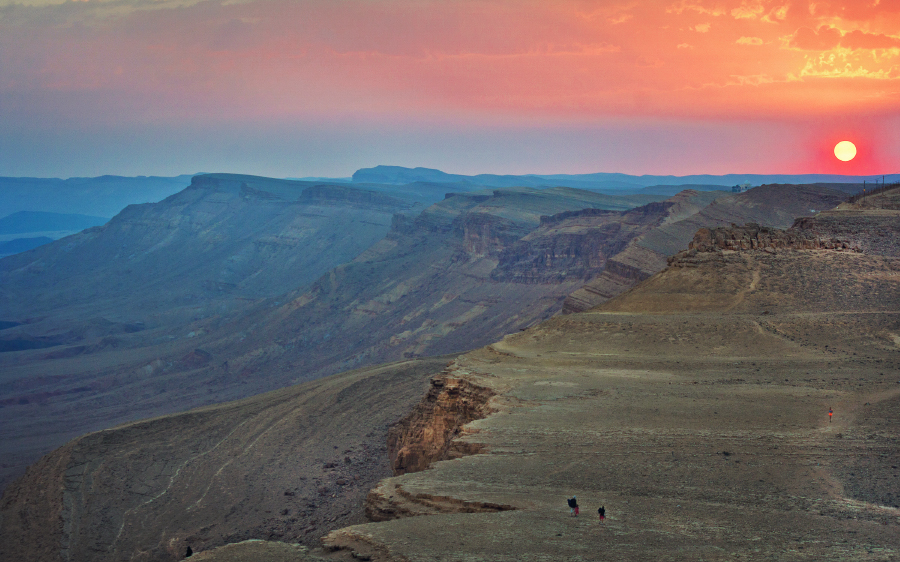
[457,212,530,257]
[684,222,859,254]
[604,209,899,315]
[673,210,900,262]
[387,372,496,476]
[362,367,510,524]
[492,202,678,284]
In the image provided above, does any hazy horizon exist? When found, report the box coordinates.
[2,1,898,179]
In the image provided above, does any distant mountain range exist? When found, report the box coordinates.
[0,212,111,257]
[1,168,889,228]
[351,165,897,191]
[0,211,109,235]
[0,237,53,257]
[0,175,195,218]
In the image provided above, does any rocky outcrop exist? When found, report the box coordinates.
[363,479,516,523]
[686,222,858,254]
[672,209,900,264]
[562,185,849,313]
[387,373,496,476]
[793,212,900,258]
[364,366,513,524]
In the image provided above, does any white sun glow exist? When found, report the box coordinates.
[834,141,857,162]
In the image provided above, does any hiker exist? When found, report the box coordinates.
[567,495,579,516]
[829,407,833,422]
[598,505,606,524]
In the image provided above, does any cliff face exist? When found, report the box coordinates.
[458,213,530,257]
[491,209,636,283]
[686,222,859,253]
[0,183,656,496]
[675,209,900,259]
[562,184,848,313]
[221,186,647,387]
[363,366,513,525]
[387,375,495,476]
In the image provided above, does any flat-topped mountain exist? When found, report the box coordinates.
[3,204,897,561]
[0,174,420,491]
[0,174,413,324]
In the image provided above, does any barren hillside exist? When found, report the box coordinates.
[564,183,848,312]
[0,183,656,492]
[3,206,897,561]
[317,207,899,561]
[0,357,450,561]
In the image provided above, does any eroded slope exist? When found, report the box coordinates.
[0,357,450,562]
[322,209,900,561]
[563,183,848,312]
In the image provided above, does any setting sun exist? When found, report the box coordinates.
[834,141,857,162]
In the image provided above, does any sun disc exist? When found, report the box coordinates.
[834,141,857,162]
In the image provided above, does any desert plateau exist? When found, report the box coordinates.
[4,1,900,559]
[1,185,897,561]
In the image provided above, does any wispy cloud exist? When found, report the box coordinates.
[731,3,765,20]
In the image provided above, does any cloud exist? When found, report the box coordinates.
[788,25,843,50]
[798,49,900,79]
[801,0,900,22]
[728,73,774,85]
[609,14,633,24]
[731,3,764,19]
[841,30,900,50]
[761,4,788,23]
[788,25,900,52]
[2,0,899,134]
[666,1,727,16]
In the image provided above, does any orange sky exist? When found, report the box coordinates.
[1,0,898,177]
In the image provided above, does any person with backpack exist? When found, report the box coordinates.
[598,505,606,524]
[567,495,579,516]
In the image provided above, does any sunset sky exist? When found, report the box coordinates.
[1,0,898,178]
